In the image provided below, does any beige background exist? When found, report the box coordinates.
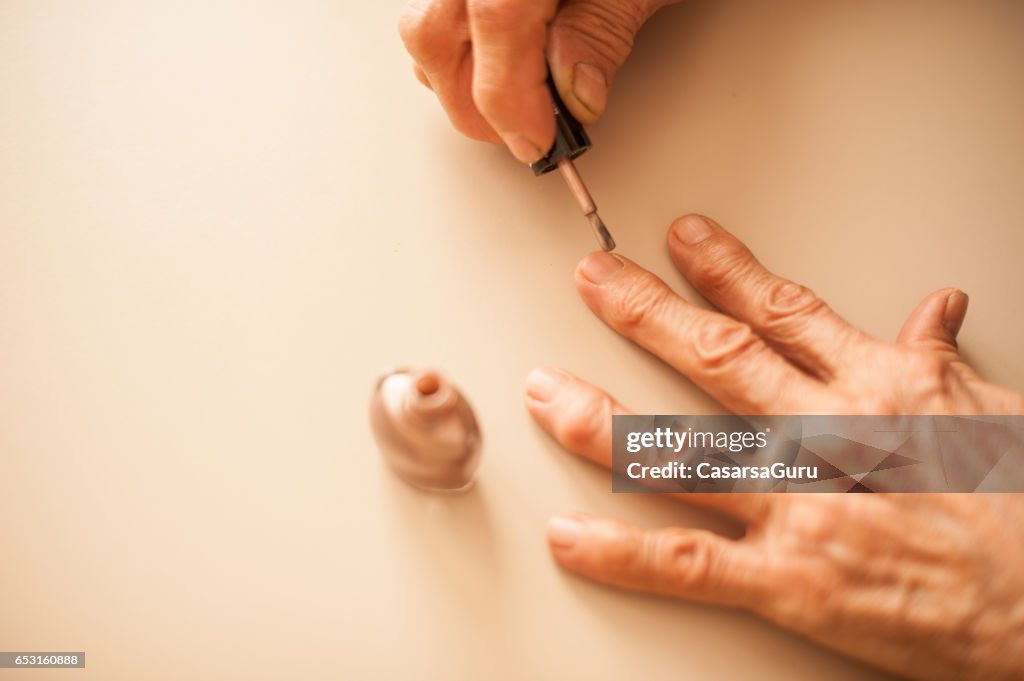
[2,1,1023,679]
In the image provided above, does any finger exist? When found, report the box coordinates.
[524,367,776,521]
[667,215,870,380]
[546,514,774,609]
[399,0,501,142]
[547,0,668,124]
[412,63,433,90]
[467,0,559,162]
[524,366,628,466]
[574,253,836,414]
[897,288,968,353]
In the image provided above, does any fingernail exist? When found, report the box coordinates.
[525,367,569,403]
[572,63,608,118]
[547,515,583,548]
[943,290,969,337]
[503,134,543,164]
[578,252,624,284]
[671,215,714,245]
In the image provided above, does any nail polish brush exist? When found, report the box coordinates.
[529,75,616,252]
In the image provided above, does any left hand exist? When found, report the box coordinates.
[522,214,1024,681]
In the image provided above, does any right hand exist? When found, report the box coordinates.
[398,0,678,163]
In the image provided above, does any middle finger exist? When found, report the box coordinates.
[667,215,871,380]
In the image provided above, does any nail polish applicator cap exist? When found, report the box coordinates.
[529,75,615,252]
[529,75,592,176]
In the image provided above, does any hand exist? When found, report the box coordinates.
[523,214,1024,681]
[398,0,677,163]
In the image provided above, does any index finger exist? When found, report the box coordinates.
[467,0,559,162]
[573,252,837,415]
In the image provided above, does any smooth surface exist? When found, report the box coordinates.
[2,1,1023,679]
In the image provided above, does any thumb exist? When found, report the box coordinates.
[897,288,969,353]
[546,514,773,610]
[547,0,673,125]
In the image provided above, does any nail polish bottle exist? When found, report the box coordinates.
[369,368,482,492]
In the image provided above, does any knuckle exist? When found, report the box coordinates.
[467,0,524,26]
[841,344,958,414]
[557,392,611,453]
[686,234,755,296]
[554,2,642,66]
[471,80,508,118]
[900,349,958,407]
[762,280,826,328]
[607,272,671,332]
[693,319,761,373]
[768,561,843,627]
[596,523,645,573]
[787,503,842,543]
[397,7,434,56]
[397,19,423,54]
[412,63,432,88]
[447,109,496,143]
[653,532,715,590]
[908,350,953,383]
[399,1,468,60]
[761,503,867,623]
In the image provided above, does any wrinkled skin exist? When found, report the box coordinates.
[399,0,678,161]
[524,215,1024,681]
